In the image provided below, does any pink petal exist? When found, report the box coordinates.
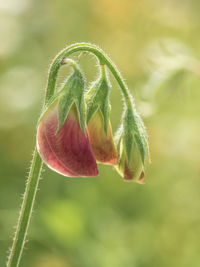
[37,104,99,177]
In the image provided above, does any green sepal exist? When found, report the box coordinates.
[86,73,111,134]
[38,82,67,125]
[57,68,86,133]
[57,91,73,131]
[123,106,148,165]
[114,125,123,165]
[132,109,148,165]
[123,108,134,163]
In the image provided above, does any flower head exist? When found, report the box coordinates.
[37,62,98,177]
[86,65,117,165]
[114,106,149,183]
[115,127,145,183]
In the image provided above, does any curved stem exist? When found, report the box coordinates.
[7,149,43,267]
[100,63,107,78]
[45,43,133,109]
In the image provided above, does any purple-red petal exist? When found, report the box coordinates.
[37,104,99,177]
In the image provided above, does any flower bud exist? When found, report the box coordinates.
[37,63,99,177]
[114,106,148,183]
[115,129,145,183]
[86,65,117,165]
[87,110,117,165]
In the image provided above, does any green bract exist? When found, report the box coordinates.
[123,105,148,165]
[114,103,149,182]
[57,64,86,133]
[86,65,110,134]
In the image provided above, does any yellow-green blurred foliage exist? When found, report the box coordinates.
[1,0,200,266]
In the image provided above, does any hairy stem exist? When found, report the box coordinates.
[45,43,133,109]
[7,149,43,267]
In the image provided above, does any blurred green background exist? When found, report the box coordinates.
[1,0,200,266]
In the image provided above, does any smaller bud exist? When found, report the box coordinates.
[114,106,148,183]
[86,65,118,165]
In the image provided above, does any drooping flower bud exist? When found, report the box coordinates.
[114,105,148,183]
[37,61,98,177]
[86,65,118,165]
